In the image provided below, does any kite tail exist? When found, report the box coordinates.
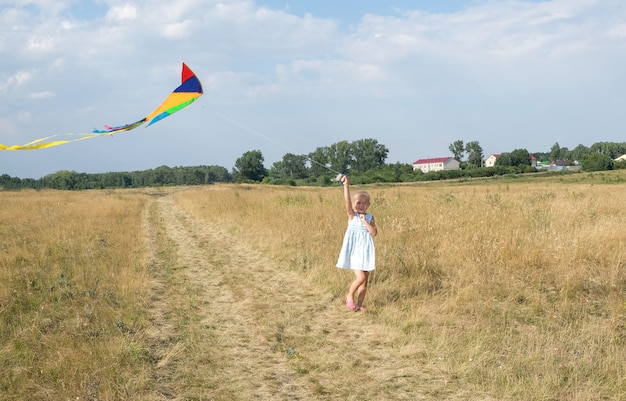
[0,133,110,150]
[1,63,203,150]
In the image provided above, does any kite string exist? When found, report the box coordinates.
[215,112,343,176]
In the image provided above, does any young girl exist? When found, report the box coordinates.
[336,175,377,312]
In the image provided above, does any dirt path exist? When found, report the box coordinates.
[143,193,437,401]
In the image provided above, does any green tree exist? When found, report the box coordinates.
[43,170,79,190]
[350,138,389,172]
[589,142,626,159]
[233,150,267,182]
[570,144,590,162]
[559,146,571,162]
[495,149,531,168]
[449,140,465,161]
[281,153,308,179]
[550,142,561,162]
[465,140,484,167]
[307,147,329,178]
[152,165,175,185]
[327,141,353,174]
[0,174,23,190]
[267,154,308,180]
[268,161,287,179]
[205,166,231,183]
[582,153,613,171]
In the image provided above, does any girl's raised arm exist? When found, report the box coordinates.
[341,175,354,218]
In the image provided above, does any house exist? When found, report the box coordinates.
[412,157,460,173]
[485,153,537,167]
[614,154,626,162]
[484,154,500,167]
[536,160,551,169]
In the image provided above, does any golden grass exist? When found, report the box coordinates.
[176,176,626,400]
[0,189,154,400]
[2,172,626,400]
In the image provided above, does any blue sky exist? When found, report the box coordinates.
[257,1,473,22]
[1,0,625,178]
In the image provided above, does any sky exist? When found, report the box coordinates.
[1,0,625,179]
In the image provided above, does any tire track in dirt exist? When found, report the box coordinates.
[144,193,436,400]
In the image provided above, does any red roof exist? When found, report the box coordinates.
[412,157,453,165]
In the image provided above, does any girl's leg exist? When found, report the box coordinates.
[355,271,369,310]
[348,270,368,308]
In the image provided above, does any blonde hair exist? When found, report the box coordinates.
[353,191,371,204]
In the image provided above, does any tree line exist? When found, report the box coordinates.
[3,139,626,190]
[450,139,626,172]
[233,138,391,184]
[0,165,231,190]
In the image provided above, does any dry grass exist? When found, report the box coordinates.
[2,172,626,400]
[177,174,626,400]
[0,189,155,400]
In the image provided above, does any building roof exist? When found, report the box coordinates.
[412,157,454,165]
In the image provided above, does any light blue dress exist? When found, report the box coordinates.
[336,212,375,271]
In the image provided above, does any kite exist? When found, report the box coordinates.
[0,63,203,150]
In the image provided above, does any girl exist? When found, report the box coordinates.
[336,175,377,312]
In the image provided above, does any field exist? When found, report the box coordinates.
[1,171,626,400]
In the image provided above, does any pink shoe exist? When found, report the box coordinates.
[346,299,356,311]
[355,306,366,312]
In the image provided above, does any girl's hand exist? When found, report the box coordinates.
[361,214,377,236]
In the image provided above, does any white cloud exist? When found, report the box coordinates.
[161,19,194,39]
[28,91,55,99]
[26,35,55,52]
[1,0,626,178]
[106,4,139,22]
[5,71,32,87]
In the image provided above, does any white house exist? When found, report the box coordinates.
[484,154,500,167]
[485,153,537,167]
[615,154,626,162]
[412,157,460,173]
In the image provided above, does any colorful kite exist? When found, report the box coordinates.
[0,63,203,150]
